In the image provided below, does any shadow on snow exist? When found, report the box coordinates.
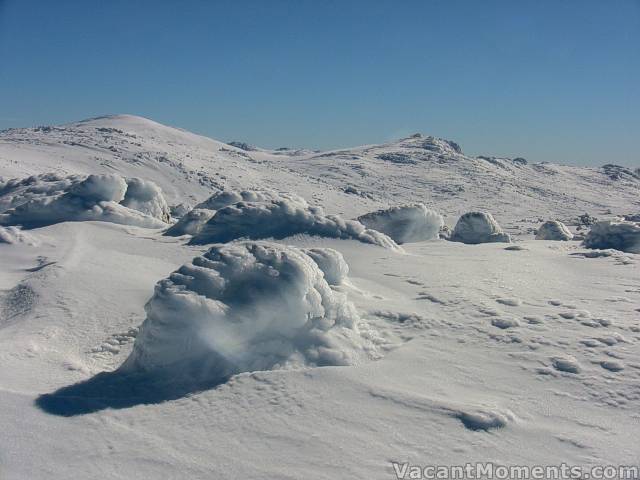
[35,369,230,416]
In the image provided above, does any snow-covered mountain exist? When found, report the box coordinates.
[1,115,639,480]
[1,115,638,231]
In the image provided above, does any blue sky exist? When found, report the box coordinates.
[0,0,638,165]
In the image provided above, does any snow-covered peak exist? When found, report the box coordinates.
[390,133,463,155]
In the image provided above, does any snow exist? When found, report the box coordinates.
[68,173,127,203]
[0,173,168,229]
[121,241,375,384]
[194,188,308,210]
[0,115,639,479]
[0,226,36,245]
[164,208,215,236]
[190,198,400,249]
[357,203,443,244]
[583,220,640,253]
[535,220,574,240]
[121,177,171,222]
[302,247,350,285]
[449,211,511,244]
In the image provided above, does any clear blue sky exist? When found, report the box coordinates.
[1,0,638,165]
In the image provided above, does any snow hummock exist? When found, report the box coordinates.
[535,220,574,241]
[302,247,349,285]
[194,189,308,211]
[165,208,215,236]
[357,203,443,244]
[583,220,640,253]
[121,177,171,222]
[0,173,169,229]
[121,241,375,383]
[0,226,36,245]
[189,198,399,249]
[449,212,511,244]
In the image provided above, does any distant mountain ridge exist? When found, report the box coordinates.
[1,115,638,235]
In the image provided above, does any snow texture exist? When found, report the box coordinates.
[535,220,574,241]
[165,208,215,236]
[583,220,640,253]
[449,211,511,244]
[195,189,308,211]
[121,177,171,222]
[357,203,443,244]
[169,203,191,219]
[301,247,349,285]
[0,226,36,245]
[189,198,399,250]
[0,173,168,229]
[122,241,373,382]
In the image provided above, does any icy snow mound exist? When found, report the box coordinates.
[189,199,399,250]
[195,189,308,211]
[0,226,36,245]
[0,173,169,229]
[302,247,349,285]
[583,221,640,253]
[357,203,443,244]
[121,178,171,222]
[535,220,573,241]
[165,208,215,236]
[0,173,77,213]
[121,241,376,382]
[450,211,511,244]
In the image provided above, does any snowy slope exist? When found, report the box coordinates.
[1,115,638,227]
[0,116,639,479]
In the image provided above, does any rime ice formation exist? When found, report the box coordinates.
[357,204,443,244]
[449,211,511,244]
[535,220,573,241]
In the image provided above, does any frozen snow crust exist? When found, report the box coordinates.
[189,192,399,249]
[450,211,511,244]
[357,203,443,244]
[584,220,640,253]
[0,173,169,228]
[535,220,573,241]
[121,241,377,382]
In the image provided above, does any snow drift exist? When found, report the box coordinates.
[194,189,308,211]
[449,212,511,244]
[165,208,215,236]
[189,198,399,249]
[0,226,36,245]
[535,220,573,241]
[121,241,377,382]
[0,173,169,229]
[121,178,171,222]
[302,247,349,285]
[357,203,443,244]
[583,220,640,253]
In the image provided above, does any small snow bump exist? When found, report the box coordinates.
[551,355,582,374]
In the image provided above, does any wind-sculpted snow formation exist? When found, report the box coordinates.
[301,247,350,285]
[0,173,169,229]
[121,177,171,222]
[121,241,377,383]
[583,220,640,253]
[357,203,443,244]
[165,208,215,236]
[449,211,511,244]
[165,189,309,237]
[188,195,399,249]
[535,220,573,241]
[194,189,308,211]
[0,225,36,245]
